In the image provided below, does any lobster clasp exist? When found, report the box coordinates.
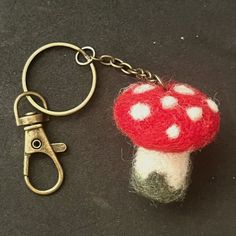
[14,92,67,195]
[23,123,67,195]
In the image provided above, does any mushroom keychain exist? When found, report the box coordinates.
[113,82,220,203]
[14,42,220,200]
[78,46,220,203]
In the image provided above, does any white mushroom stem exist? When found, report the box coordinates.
[133,147,191,190]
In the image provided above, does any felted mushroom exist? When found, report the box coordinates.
[113,82,220,203]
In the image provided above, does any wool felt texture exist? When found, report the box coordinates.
[130,147,191,203]
[131,172,188,203]
[113,82,220,153]
[130,169,191,204]
[134,147,190,190]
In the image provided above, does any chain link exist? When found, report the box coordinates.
[92,55,164,87]
[76,47,164,87]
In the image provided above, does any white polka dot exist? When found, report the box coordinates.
[173,84,195,95]
[206,99,219,113]
[166,124,180,139]
[129,103,151,121]
[133,84,155,94]
[186,107,203,121]
[161,96,178,109]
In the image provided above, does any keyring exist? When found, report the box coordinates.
[22,42,97,116]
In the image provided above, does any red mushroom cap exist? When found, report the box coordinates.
[113,82,220,152]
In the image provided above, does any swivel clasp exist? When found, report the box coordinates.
[14,91,67,195]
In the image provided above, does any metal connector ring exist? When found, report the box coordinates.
[22,42,97,117]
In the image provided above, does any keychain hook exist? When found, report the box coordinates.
[14,91,67,195]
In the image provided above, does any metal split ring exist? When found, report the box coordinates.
[22,42,97,117]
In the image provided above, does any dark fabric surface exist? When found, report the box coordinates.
[0,1,235,235]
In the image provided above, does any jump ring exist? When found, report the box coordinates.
[75,46,96,66]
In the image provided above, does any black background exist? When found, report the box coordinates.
[0,1,236,235]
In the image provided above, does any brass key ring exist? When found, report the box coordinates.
[22,42,97,116]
